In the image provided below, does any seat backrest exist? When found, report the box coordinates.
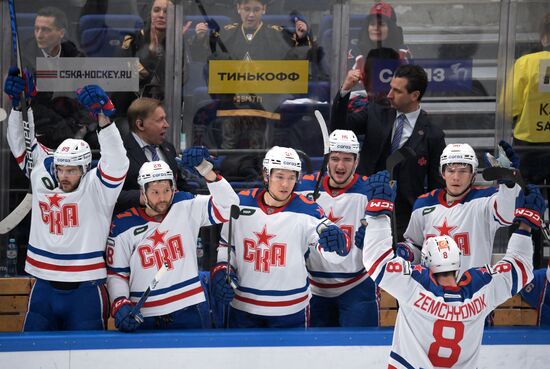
[79,14,144,33]
[17,12,37,27]
[80,27,138,57]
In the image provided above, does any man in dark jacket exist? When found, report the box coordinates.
[115,97,189,214]
[331,63,446,240]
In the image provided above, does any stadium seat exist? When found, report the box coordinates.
[79,14,144,34]
[16,12,36,27]
[80,27,138,57]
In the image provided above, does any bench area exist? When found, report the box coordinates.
[0,277,538,332]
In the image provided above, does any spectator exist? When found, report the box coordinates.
[403,142,521,277]
[331,63,446,240]
[23,7,92,150]
[115,97,189,214]
[350,2,410,67]
[347,47,401,113]
[510,11,550,267]
[4,75,128,331]
[296,130,379,327]
[211,146,350,328]
[520,260,550,326]
[113,0,191,116]
[107,153,238,332]
[190,0,313,151]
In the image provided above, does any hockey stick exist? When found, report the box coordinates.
[309,110,330,201]
[0,0,34,235]
[386,146,415,245]
[224,204,240,328]
[193,0,228,53]
[130,262,169,323]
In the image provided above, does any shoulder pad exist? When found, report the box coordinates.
[121,35,134,49]
[269,25,284,32]
[224,23,239,30]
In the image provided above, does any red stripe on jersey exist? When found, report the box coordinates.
[235,293,309,307]
[368,248,394,277]
[27,256,105,272]
[142,286,203,308]
[514,257,528,287]
[107,270,129,280]
[98,164,126,182]
[310,271,367,288]
[210,199,228,222]
[493,201,512,225]
[15,152,25,164]
[388,365,398,369]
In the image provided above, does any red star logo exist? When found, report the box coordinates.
[433,218,457,237]
[147,229,168,248]
[46,193,65,208]
[413,264,425,273]
[418,157,427,167]
[327,208,343,224]
[254,225,276,247]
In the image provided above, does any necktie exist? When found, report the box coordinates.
[391,114,407,153]
[145,145,160,161]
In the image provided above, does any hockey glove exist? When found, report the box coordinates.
[4,66,36,108]
[514,184,546,230]
[181,146,213,176]
[111,297,142,333]
[395,241,416,262]
[354,222,366,250]
[319,224,350,256]
[211,263,237,305]
[483,140,520,186]
[76,84,116,118]
[364,170,396,217]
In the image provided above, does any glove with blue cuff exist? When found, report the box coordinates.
[111,297,142,333]
[319,224,350,256]
[364,170,396,217]
[514,184,546,230]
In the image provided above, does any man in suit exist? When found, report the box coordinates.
[331,63,446,240]
[116,97,189,213]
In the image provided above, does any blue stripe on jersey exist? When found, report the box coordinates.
[129,276,200,297]
[374,264,386,285]
[238,282,309,296]
[207,199,215,225]
[107,266,130,273]
[389,351,415,369]
[296,173,321,192]
[285,196,324,218]
[95,169,121,188]
[239,191,260,207]
[511,261,519,296]
[412,190,441,211]
[309,269,366,278]
[27,244,104,260]
[110,210,149,237]
[464,186,497,202]
[43,156,57,180]
[172,191,194,204]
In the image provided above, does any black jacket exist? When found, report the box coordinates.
[331,92,446,239]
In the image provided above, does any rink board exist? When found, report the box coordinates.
[0,328,549,369]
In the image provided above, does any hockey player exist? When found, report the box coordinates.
[211,146,350,328]
[361,170,544,369]
[520,259,550,326]
[107,150,239,332]
[4,71,129,331]
[296,130,379,327]
[402,142,521,277]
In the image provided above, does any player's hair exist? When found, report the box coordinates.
[237,0,268,4]
[127,97,164,132]
[37,7,68,31]
[393,64,428,101]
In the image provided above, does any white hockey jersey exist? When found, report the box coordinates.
[218,188,345,316]
[107,178,238,317]
[404,185,520,277]
[364,215,533,369]
[7,109,129,282]
[296,173,369,297]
